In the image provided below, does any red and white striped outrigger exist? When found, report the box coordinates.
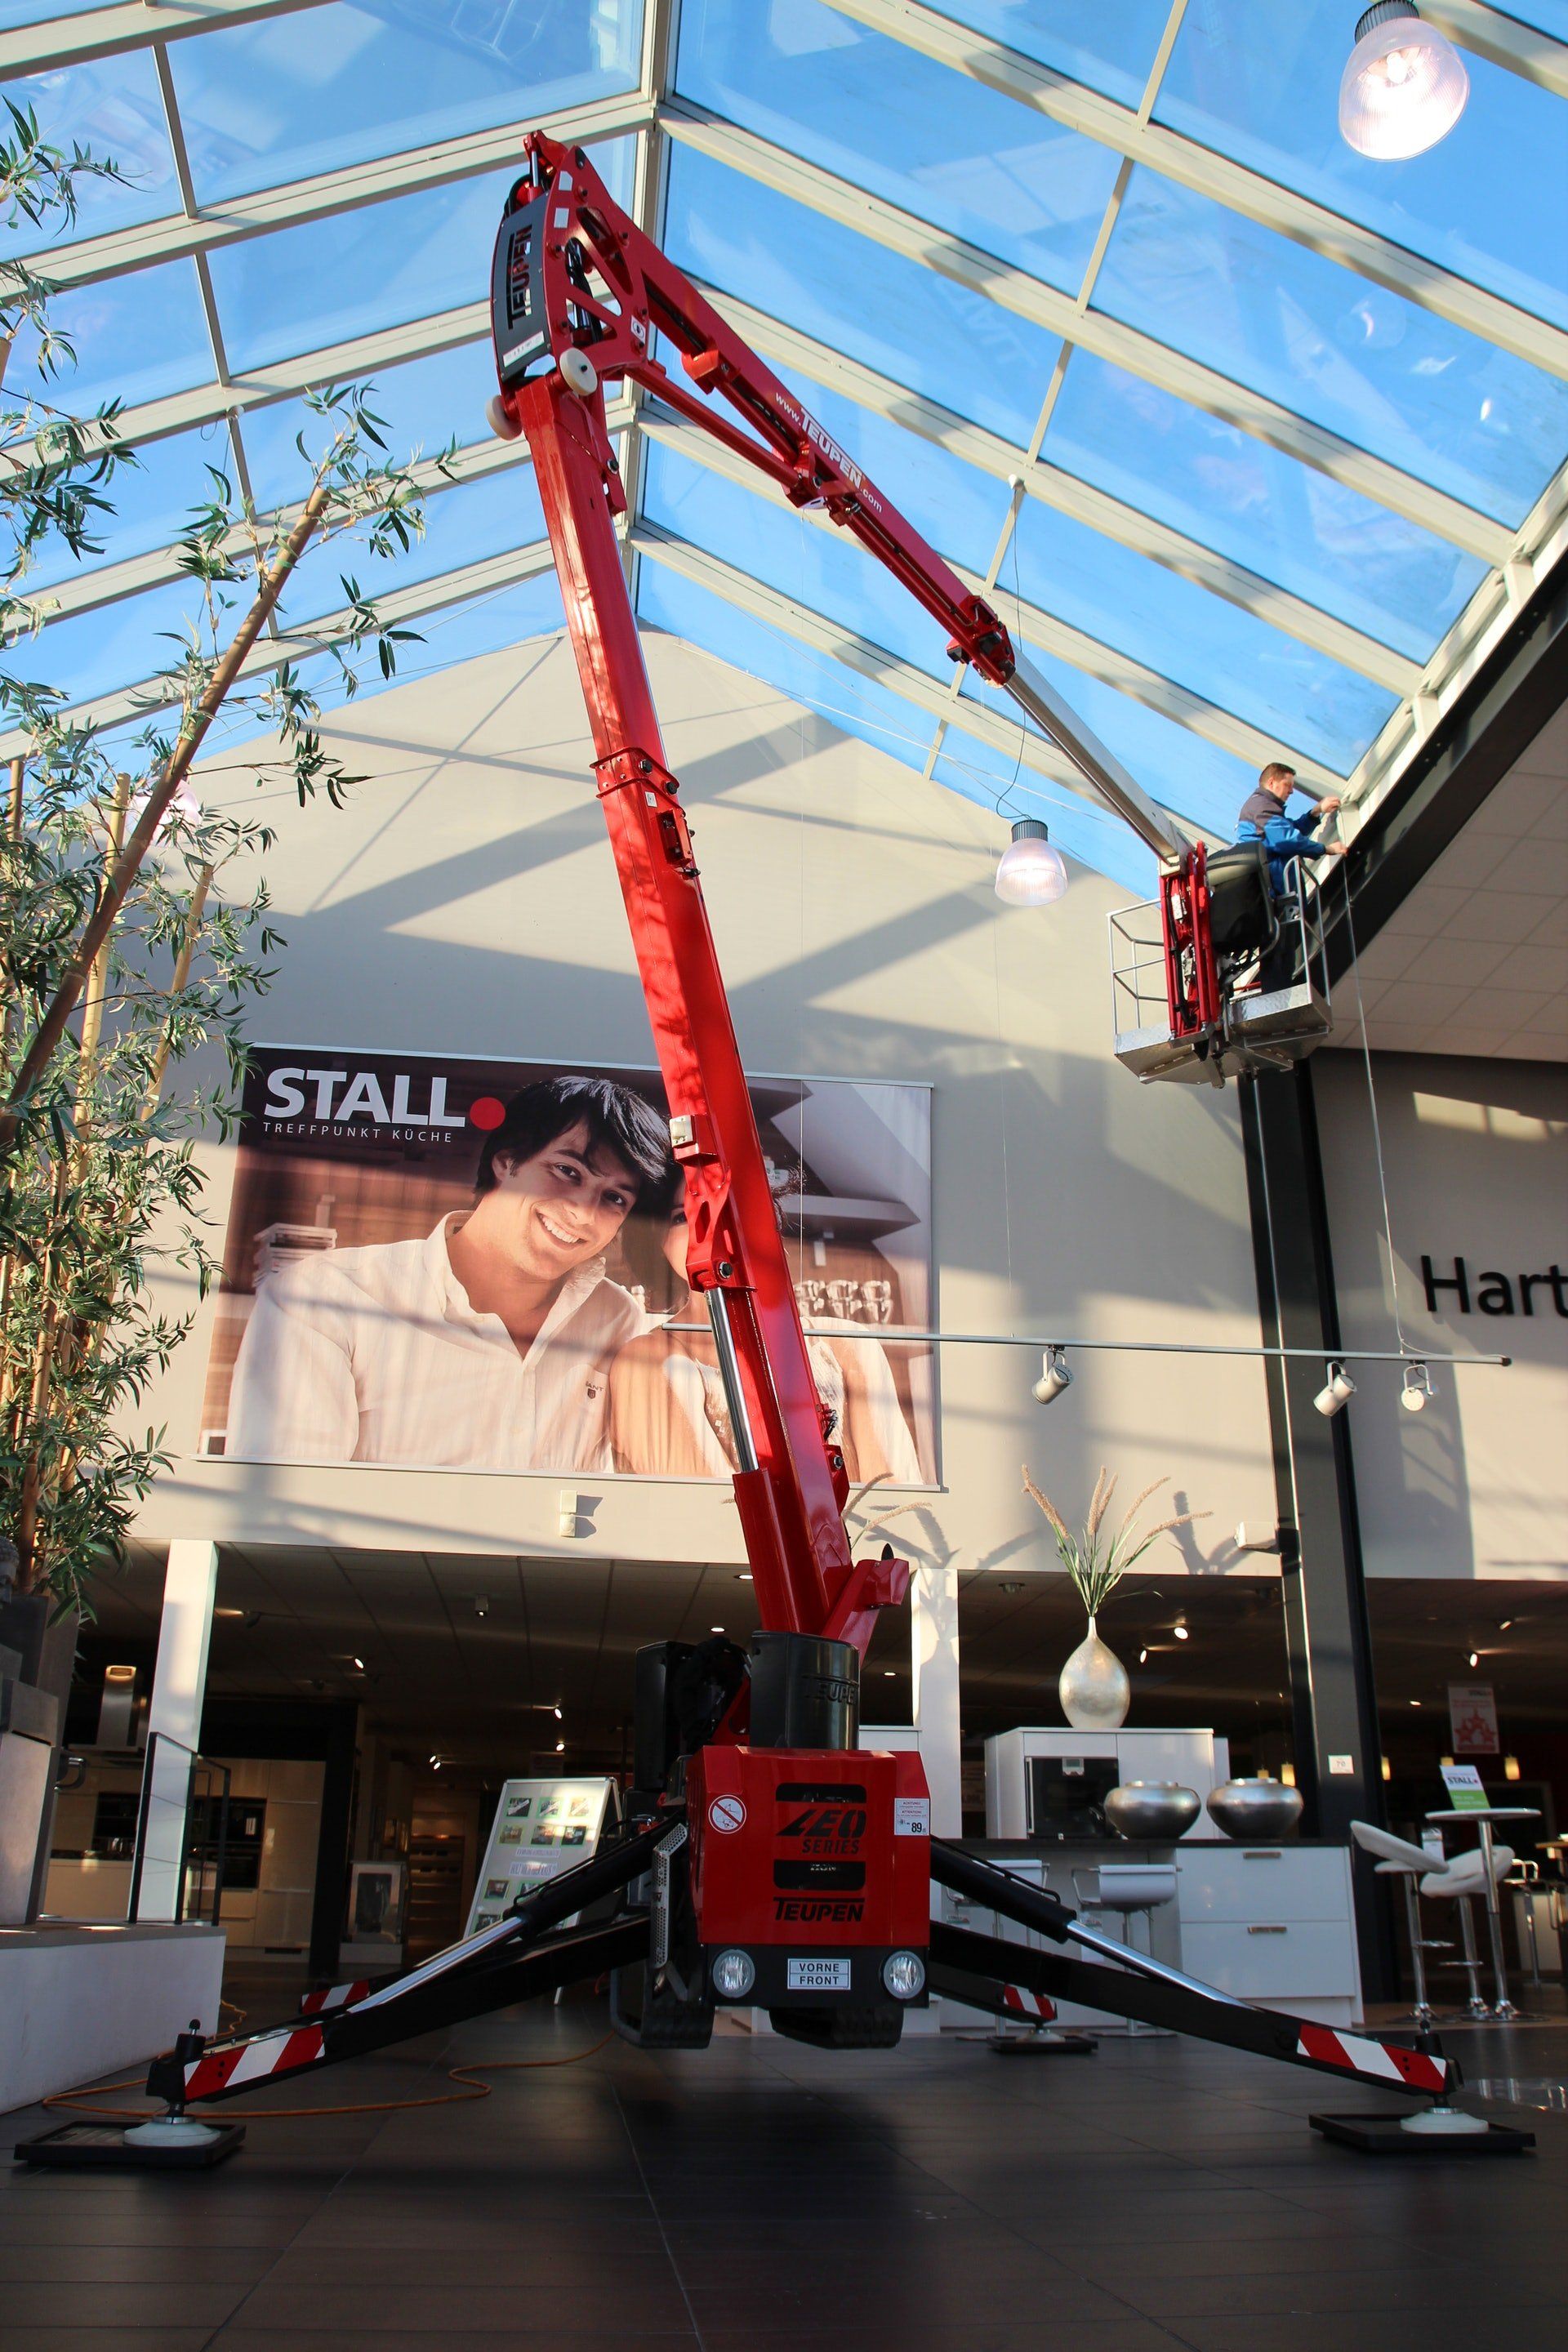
[145,1828,1458,2123]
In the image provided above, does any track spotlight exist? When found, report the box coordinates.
[555,1739,565,1753]
[1032,1344,1071,1405]
[1401,1361,1434,1413]
[1314,1362,1356,1418]
[1339,5,1468,159]
[1173,1621,1189,1642]
[1468,1651,1479,1668]
[995,818,1067,906]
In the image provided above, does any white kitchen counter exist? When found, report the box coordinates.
[949,1838,1363,2031]
[0,1920,225,2112]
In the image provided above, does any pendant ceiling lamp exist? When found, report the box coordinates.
[994,817,1068,906]
[1339,3,1469,158]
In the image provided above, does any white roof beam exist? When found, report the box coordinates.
[631,517,1197,835]
[826,0,1568,380]
[0,537,563,755]
[42,91,653,289]
[1421,1,1568,94]
[51,302,493,459]
[659,103,1512,567]
[0,0,328,78]
[636,403,1346,795]
[27,402,630,627]
[696,278,1418,697]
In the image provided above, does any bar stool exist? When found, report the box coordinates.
[1071,1862,1178,2037]
[1352,1822,1513,2020]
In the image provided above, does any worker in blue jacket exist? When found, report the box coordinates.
[1236,760,1346,897]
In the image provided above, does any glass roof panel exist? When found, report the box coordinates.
[933,720,1156,894]
[643,438,942,680]
[7,256,213,411]
[225,567,567,739]
[639,558,951,781]
[926,3,1171,107]
[1045,349,1486,663]
[1156,0,1568,333]
[277,466,545,625]
[637,556,1138,889]
[663,144,1062,448]
[238,338,497,509]
[759,348,1396,770]
[757,347,1008,577]
[13,575,210,708]
[1010,488,1395,770]
[0,2,105,29]
[956,657,1257,845]
[1093,167,1568,528]
[675,0,1125,299]
[207,137,633,371]
[23,422,233,590]
[0,51,178,257]
[168,0,643,205]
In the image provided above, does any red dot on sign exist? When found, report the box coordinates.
[469,1096,506,1131]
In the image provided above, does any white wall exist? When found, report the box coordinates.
[1315,1049,1568,1579]
[129,626,1276,1581]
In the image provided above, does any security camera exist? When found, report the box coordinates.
[1032,1345,1071,1405]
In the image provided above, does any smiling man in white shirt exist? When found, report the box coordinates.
[226,1075,675,1472]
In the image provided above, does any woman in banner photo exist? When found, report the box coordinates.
[608,1200,921,1485]
[226,1076,676,1470]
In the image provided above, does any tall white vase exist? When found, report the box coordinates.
[1058,1614,1130,1731]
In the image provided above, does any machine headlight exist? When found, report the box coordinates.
[882,1949,925,2001]
[711,1947,755,2000]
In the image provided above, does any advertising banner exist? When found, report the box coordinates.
[200,1045,934,1484]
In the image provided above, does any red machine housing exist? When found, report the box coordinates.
[688,1745,931,2008]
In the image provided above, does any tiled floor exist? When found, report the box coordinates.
[2,1999,1564,2351]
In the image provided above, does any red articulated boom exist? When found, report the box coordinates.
[111,135,1457,2149]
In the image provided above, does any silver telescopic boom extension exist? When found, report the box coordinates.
[1004,651,1188,864]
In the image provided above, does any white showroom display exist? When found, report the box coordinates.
[984,1727,1231,1839]
[463,1778,617,1940]
[982,1727,1362,2029]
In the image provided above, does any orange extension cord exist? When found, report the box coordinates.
[42,1998,617,2125]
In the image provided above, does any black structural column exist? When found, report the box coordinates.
[1241,1064,1393,2002]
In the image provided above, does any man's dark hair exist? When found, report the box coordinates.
[474,1075,675,1204]
[1258,760,1296,792]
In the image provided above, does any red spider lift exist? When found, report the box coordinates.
[20,132,1477,2172]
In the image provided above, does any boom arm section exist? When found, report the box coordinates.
[486,134,1185,1649]
[490,135,1182,863]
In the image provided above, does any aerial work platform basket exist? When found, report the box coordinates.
[1110,841,1332,1086]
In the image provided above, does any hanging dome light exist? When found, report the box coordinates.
[995,817,1067,906]
[1339,4,1468,158]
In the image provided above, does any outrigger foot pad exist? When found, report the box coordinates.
[14,2118,246,2171]
[1310,2112,1533,2157]
[987,2029,1098,2056]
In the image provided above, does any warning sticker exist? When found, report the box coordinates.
[707,1795,746,1835]
[893,1797,930,1837]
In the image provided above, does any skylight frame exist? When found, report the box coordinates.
[1,0,1561,877]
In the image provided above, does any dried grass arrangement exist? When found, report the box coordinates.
[1022,1466,1207,1619]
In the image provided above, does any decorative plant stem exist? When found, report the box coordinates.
[1022,1464,1208,1619]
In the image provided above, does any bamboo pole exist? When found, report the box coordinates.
[0,476,334,1154]
[140,862,213,1123]
[74,769,130,1142]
